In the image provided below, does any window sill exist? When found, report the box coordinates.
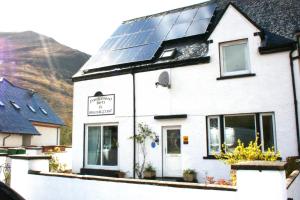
[216,73,256,80]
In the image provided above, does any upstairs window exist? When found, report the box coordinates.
[220,39,250,76]
[10,101,20,110]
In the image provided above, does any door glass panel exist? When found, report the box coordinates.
[87,126,101,165]
[167,129,181,154]
[262,115,275,150]
[103,126,118,166]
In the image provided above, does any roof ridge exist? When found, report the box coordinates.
[0,77,36,95]
[124,0,214,23]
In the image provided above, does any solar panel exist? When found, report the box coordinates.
[165,22,191,40]
[194,3,217,20]
[186,18,211,37]
[176,8,198,24]
[141,16,163,31]
[85,3,216,70]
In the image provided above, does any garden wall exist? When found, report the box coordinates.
[8,156,300,200]
[287,170,300,200]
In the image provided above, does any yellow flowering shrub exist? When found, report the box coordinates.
[214,135,280,165]
[214,135,280,186]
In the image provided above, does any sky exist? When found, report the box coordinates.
[0,0,207,55]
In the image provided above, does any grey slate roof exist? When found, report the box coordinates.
[73,0,299,80]
[214,0,300,40]
[0,78,64,135]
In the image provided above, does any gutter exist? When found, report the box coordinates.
[289,48,300,156]
[3,134,11,146]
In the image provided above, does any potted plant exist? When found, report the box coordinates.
[117,171,126,178]
[183,169,196,182]
[143,163,156,179]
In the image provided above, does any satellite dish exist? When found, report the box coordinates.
[155,71,171,88]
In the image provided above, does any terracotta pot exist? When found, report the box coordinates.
[143,171,156,179]
[183,174,195,182]
[117,172,126,178]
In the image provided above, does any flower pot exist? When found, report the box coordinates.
[117,171,126,178]
[183,174,195,182]
[143,171,156,179]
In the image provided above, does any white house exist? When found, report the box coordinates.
[0,78,64,147]
[72,0,300,180]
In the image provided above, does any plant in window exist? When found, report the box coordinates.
[214,134,280,185]
[183,169,197,182]
[129,123,156,178]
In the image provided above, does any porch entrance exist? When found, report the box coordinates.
[162,126,182,177]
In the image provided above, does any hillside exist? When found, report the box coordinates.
[0,31,90,144]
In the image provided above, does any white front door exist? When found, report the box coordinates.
[163,126,182,177]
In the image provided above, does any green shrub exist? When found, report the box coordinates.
[183,169,196,176]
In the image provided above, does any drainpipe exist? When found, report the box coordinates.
[289,48,300,156]
[132,72,136,178]
[3,134,11,146]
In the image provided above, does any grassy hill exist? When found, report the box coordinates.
[0,31,90,145]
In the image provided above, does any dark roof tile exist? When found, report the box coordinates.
[0,78,64,135]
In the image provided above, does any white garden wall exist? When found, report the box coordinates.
[10,157,300,200]
[287,170,300,200]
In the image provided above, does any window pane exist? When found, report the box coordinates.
[223,42,248,73]
[262,115,275,150]
[167,129,181,154]
[103,126,118,166]
[87,127,101,165]
[208,117,221,154]
[225,115,256,152]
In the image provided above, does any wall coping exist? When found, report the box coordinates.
[231,161,287,171]
[28,170,237,191]
[286,170,300,189]
[25,147,43,150]
[9,155,51,160]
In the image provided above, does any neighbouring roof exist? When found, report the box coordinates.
[73,0,299,81]
[0,78,64,135]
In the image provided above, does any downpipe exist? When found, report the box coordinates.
[289,48,300,156]
[3,134,11,146]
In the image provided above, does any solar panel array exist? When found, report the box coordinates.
[88,3,216,69]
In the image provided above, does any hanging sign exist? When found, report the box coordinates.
[88,94,115,116]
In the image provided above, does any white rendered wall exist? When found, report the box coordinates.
[31,126,59,146]
[0,134,22,147]
[72,5,299,179]
[72,74,134,175]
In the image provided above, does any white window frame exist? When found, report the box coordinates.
[207,116,221,154]
[84,123,119,170]
[259,113,277,152]
[220,39,251,76]
[207,113,277,155]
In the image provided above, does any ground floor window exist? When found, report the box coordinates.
[207,113,276,155]
[85,124,118,168]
